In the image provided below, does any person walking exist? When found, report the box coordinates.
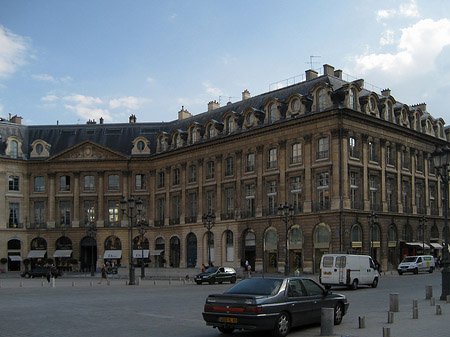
[46,266,52,283]
[98,264,109,284]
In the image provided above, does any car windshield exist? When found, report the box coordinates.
[226,278,283,296]
[402,257,417,263]
[205,267,218,273]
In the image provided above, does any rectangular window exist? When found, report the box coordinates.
[60,175,71,191]
[135,174,147,190]
[206,161,215,179]
[34,201,45,226]
[189,165,197,183]
[368,141,377,162]
[173,168,180,186]
[267,181,277,215]
[317,137,329,160]
[157,198,165,222]
[172,195,180,224]
[188,193,197,218]
[206,190,215,213]
[245,184,255,217]
[9,176,19,191]
[34,176,45,192]
[246,153,255,172]
[290,176,302,212]
[8,202,20,228]
[349,137,358,158]
[108,174,119,191]
[158,172,165,188]
[83,200,96,224]
[386,146,394,165]
[291,143,302,164]
[402,151,409,169]
[225,157,234,176]
[59,201,71,226]
[225,188,234,213]
[108,200,120,225]
[317,172,329,210]
[369,175,378,209]
[84,175,95,191]
[350,172,359,208]
[267,148,277,169]
[402,181,410,212]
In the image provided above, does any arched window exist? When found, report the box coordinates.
[159,137,165,151]
[351,224,362,243]
[349,88,356,109]
[8,239,21,250]
[314,225,330,244]
[291,98,300,113]
[174,134,179,148]
[104,236,121,250]
[265,229,278,250]
[225,230,234,262]
[30,237,47,250]
[10,140,18,159]
[268,103,277,123]
[317,89,326,111]
[191,128,198,143]
[386,102,393,122]
[388,225,397,243]
[227,117,234,133]
[170,236,180,268]
[289,227,302,247]
[208,125,214,139]
[431,225,439,240]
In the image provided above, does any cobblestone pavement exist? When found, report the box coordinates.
[0,271,448,337]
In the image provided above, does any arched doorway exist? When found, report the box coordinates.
[387,224,398,270]
[103,235,122,267]
[243,230,256,272]
[264,228,278,273]
[155,237,165,268]
[224,230,234,263]
[289,226,303,272]
[186,233,197,268]
[313,223,330,273]
[80,236,97,273]
[28,237,47,268]
[170,236,180,268]
[370,224,381,263]
[54,236,73,271]
[133,235,149,268]
[7,239,22,271]
[350,223,363,254]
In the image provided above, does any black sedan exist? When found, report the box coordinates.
[202,277,349,337]
[195,266,237,285]
[21,266,62,279]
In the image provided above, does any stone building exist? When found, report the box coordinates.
[0,64,448,274]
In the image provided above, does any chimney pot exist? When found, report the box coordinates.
[242,89,251,100]
[305,69,318,81]
[323,64,335,76]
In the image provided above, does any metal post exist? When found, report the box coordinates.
[367,211,378,259]
[278,203,294,276]
[203,213,215,267]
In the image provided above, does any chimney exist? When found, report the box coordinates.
[242,89,251,100]
[129,114,137,123]
[334,69,342,79]
[208,100,220,111]
[10,114,23,125]
[305,69,318,81]
[323,64,335,76]
[412,103,427,112]
[178,106,192,120]
[100,117,104,124]
[381,88,391,97]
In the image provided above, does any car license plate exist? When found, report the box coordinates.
[219,317,237,324]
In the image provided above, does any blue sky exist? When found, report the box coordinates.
[1,0,450,125]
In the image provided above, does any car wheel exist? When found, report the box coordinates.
[218,327,234,334]
[371,277,378,288]
[219,281,223,284]
[414,268,419,274]
[231,276,236,284]
[350,279,358,290]
[272,311,290,337]
[195,281,202,285]
[398,270,403,275]
[334,302,344,325]
[429,267,434,273]
[209,277,215,285]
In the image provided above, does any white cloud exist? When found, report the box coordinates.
[63,94,111,121]
[0,25,29,78]
[0,103,3,113]
[354,19,450,76]
[146,77,154,83]
[41,94,58,102]
[202,81,224,97]
[170,13,177,20]
[380,30,395,46]
[63,94,103,106]
[32,73,55,82]
[109,96,149,110]
[376,0,420,21]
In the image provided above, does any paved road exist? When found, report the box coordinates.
[0,271,448,337]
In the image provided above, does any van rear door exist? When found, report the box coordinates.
[321,255,335,284]
[336,256,346,284]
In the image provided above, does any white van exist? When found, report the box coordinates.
[320,254,380,290]
[397,255,435,275]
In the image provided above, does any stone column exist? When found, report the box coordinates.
[396,144,403,213]
[380,139,387,211]
[215,154,223,219]
[256,145,264,217]
[180,163,187,224]
[165,166,171,225]
[48,173,56,228]
[97,171,104,226]
[303,135,312,212]
[362,134,369,210]
[197,159,204,221]
[278,140,287,205]
[73,172,80,227]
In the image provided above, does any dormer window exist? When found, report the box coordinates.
[268,103,277,123]
[349,88,357,109]
[227,117,234,133]
[159,137,165,151]
[137,141,145,151]
[246,113,254,126]
[369,97,376,111]
[291,98,300,114]
[386,102,393,122]
[131,137,150,155]
[317,89,326,111]
[10,140,18,159]
[208,125,214,139]
[36,143,44,155]
[174,134,179,148]
[190,127,198,144]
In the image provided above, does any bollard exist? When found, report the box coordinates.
[389,293,399,312]
[90,281,93,287]
[20,282,23,288]
[41,281,45,287]
[358,316,365,329]
[383,326,391,337]
[154,280,156,285]
[413,307,419,319]
[320,307,334,336]
[447,295,450,303]
[107,280,110,286]
[413,299,418,309]
[169,278,171,284]
[436,304,442,315]
[51,278,55,288]
[387,311,394,324]
[137,277,141,285]
[430,297,435,306]
[426,285,433,300]
[72,281,75,287]
[125,280,128,285]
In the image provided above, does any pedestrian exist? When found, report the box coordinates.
[98,264,109,284]
[46,265,51,283]
[244,260,249,278]
[247,264,252,278]
[201,264,206,272]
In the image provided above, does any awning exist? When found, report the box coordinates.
[430,242,443,249]
[103,250,122,259]
[406,242,430,249]
[8,255,22,261]
[27,250,46,258]
[133,250,149,258]
[53,250,72,258]
[149,249,164,256]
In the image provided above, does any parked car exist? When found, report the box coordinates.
[195,266,236,285]
[320,254,380,290]
[21,266,62,279]
[202,277,349,337]
[397,255,435,275]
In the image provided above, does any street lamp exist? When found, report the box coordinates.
[120,197,143,286]
[137,221,149,278]
[419,216,428,254]
[202,212,215,267]
[278,203,294,276]
[367,211,378,259]
[432,145,450,300]
[86,223,97,277]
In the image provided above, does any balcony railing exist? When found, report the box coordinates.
[104,222,121,228]
[350,201,364,210]
[370,203,382,211]
[387,204,398,212]
[8,223,24,229]
[154,219,164,227]
[417,207,427,215]
[262,207,277,216]
[240,210,256,219]
[185,215,197,224]
[430,207,439,216]
[220,212,235,220]
[169,218,180,225]
[312,202,330,211]
[27,223,47,229]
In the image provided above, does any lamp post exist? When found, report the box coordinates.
[137,221,149,278]
[278,203,294,276]
[419,216,428,254]
[120,197,143,286]
[432,145,450,300]
[202,212,216,267]
[367,211,378,259]
[86,223,97,277]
